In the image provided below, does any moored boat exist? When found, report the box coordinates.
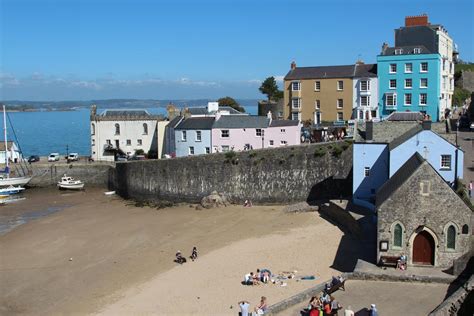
[0,185,25,195]
[57,174,84,190]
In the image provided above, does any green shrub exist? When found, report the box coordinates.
[249,151,257,158]
[331,145,343,157]
[314,147,326,157]
[224,151,236,160]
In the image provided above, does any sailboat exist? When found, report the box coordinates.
[0,105,32,187]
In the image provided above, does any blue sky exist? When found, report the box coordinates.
[1,0,473,100]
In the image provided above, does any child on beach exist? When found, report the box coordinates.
[190,246,198,261]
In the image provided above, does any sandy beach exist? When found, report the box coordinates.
[0,188,344,315]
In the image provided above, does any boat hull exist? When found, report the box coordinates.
[0,177,32,187]
[58,183,84,190]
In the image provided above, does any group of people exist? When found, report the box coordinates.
[243,269,271,285]
[238,296,268,316]
[174,247,198,264]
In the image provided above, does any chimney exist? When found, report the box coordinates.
[422,120,431,130]
[207,101,219,113]
[167,103,179,120]
[366,121,373,141]
[291,61,296,70]
[215,111,222,121]
[405,14,429,27]
[90,104,97,120]
[267,111,272,125]
[381,42,389,54]
[183,107,191,119]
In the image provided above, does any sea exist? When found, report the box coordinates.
[8,105,258,157]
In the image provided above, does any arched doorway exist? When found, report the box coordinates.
[413,231,435,265]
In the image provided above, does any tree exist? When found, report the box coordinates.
[453,87,471,107]
[259,76,283,102]
[217,97,245,113]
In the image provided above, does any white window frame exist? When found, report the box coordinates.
[291,81,301,91]
[291,112,301,121]
[389,63,397,73]
[395,48,403,55]
[126,139,131,146]
[291,98,301,109]
[315,81,321,91]
[360,80,369,91]
[315,111,322,125]
[385,93,397,107]
[420,78,428,88]
[221,130,229,138]
[137,139,142,146]
[181,131,187,141]
[404,93,412,106]
[405,63,413,73]
[364,167,370,177]
[221,145,230,152]
[337,99,343,109]
[419,93,427,106]
[205,147,210,154]
[420,62,428,72]
[440,155,451,170]
[315,99,320,109]
[269,140,274,146]
[413,47,421,54]
[189,146,194,155]
[195,130,202,142]
[337,80,344,91]
[404,78,412,89]
[337,112,344,121]
[361,96,369,107]
[389,79,397,89]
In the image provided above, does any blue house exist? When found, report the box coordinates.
[377,44,441,121]
[353,120,463,209]
[174,117,214,157]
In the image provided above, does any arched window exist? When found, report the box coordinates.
[91,123,95,135]
[115,123,120,135]
[447,225,456,250]
[462,224,469,235]
[393,224,403,248]
[143,123,148,135]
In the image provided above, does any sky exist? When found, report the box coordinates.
[1,0,473,101]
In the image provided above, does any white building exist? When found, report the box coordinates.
[90,106,162,161]
[352,63,379,121]
[0,141,21,163]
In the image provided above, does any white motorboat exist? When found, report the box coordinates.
[0,185,25,195]
[57,174,84,190]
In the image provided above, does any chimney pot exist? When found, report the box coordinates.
[291,61,296,70]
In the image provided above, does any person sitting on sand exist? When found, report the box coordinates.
[190,246,198,261]
[243,272,255,285]
[175,251,186,264]
[261,270,270,283]
[254,296,268,315]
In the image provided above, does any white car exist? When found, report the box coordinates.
[67,153,79,161]
[48,153,60,162]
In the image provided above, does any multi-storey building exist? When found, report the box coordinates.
[90,106,162,161]
[284,62,377,124]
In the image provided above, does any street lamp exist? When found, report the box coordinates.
[261,129,265,149]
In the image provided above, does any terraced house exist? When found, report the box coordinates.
[284,62,377,123]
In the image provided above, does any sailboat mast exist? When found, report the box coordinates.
[3,105,8,172]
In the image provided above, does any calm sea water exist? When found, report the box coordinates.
[8,106,258,157]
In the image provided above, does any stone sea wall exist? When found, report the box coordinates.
[112,141,353,204]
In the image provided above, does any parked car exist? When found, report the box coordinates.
[48,153,60,162]
[67,153,79,162]
[116,155,127,162]
[27,155,40,163]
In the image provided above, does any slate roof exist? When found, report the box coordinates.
[354,63,378,78]
[212,116,269,129]
[187,106,244,115]
[285,62,373,80]
[270,120,300,127]
[376,153,424,207]
[175,117,215,130]
[381,45,433,56]
[386,112,425,121]
[100,109,151,117]
[168,116,183,128]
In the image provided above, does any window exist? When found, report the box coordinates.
[196,130,202,142]
[221,145,230,152]
[280,140,288,145]
[393,224,403,248]
[315,111,321,124]
[189,146,194,155]
[115,140,120,148]
[361,96,369,106]
[181,131,187,141]
[269,140,274,146]
[337,112,344,121]
[115,123,120,135]
[292,112,301,121]
[385,94,397,106]
[337,81,344,90]
[443,60,446,71]
[389,64,397,73]
[221,130,229,138]
[205,147,210,154]
[364,167,370,177]
[126,139,131,146]
[292,98,301,109]
[420,93,427,105]
[143,123,148,135]
[291,81,300,91]
[404,93,412,106]
[360,80,369,91]
[256,129,262,137]
[420,78,428,88]
[278,111,283,118]
[462,224,469,235]
[420,62,428,72]
[91,123,95,135]
[413,47,421,54]
[405,63,413,73]
[137,139,142,146]
[315,81,321,91]
[106,139,111,146]
[315,100,321,109]
[405,78,412,88]
[447,225,456,250]
[441,155,451,169]
[420,180,430,196]
[337,99,343,109]
[280,129,286,133]
[395,48,403,55]
[389,79,397,89]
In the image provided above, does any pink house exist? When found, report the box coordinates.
[211,113,301,152]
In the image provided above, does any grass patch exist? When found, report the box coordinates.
[314,147,326,157]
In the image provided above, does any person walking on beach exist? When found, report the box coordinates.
[190,246,198,261]
[238,300,250,316]
[369,304,378,316]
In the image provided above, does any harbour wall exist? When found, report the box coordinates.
[27,162,113,188]
[112,141,353,204]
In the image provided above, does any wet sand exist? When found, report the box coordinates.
[0,188,343,315]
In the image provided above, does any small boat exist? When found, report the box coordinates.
[0,185,25,195]
[57,174,84,190]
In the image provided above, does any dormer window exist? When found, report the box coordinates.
[413,47,422,54]
[395,48,403,55]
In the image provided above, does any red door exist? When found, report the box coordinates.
[413,231,435,265]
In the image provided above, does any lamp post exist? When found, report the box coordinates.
[261,129,265,149]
